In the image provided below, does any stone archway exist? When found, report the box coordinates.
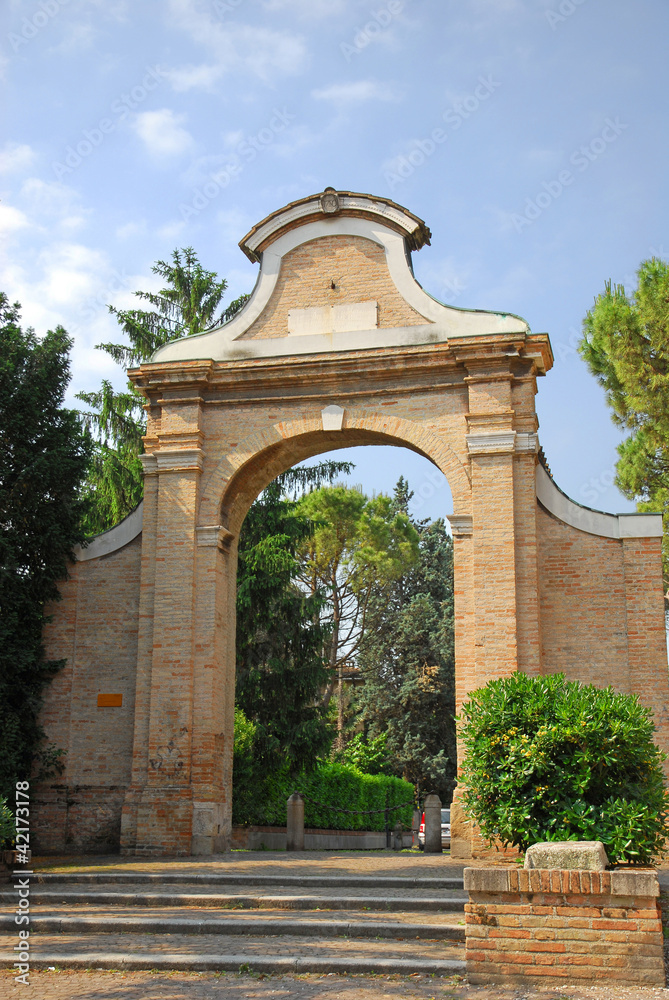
[36,189,668,859]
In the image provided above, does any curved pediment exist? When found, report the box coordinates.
[153,188,530,364]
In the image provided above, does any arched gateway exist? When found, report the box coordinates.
[37,190,669,858]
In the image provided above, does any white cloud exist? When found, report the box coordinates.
[166,64,224,92]
[312,80,400,103]
[262,0,347,15]
[0,204,29,235]
[36,242,110,308]
[19,178,88,230]
[115,220,147,240]
[0,142,35,174]
[48,20,97,55]
[132,109,195,157]
[167,0,309,83]
[156,220,187,241]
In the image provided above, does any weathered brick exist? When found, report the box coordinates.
[35,198,669,860]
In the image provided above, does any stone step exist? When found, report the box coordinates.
[0,888,467,911]
[0,931,465,975]
[34,871,464,890]
[0,910,465,940]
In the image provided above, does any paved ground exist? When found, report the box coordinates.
[1,970,668,1000]
[27,850,502,876]
[5,851,666,998]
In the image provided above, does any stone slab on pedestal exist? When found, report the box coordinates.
[524,840,608,870]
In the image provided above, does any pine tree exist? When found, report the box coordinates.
[295,484,420,746]
[580,258,669,592]
[356,477,456,801]
[0,295,92,799]
[235,461,352,775]
[78,248,249,535]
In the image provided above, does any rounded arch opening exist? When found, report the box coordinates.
[201,420,470,537]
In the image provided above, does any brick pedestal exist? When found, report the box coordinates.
[464,866,665,986]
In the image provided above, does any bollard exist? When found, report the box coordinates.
[424,793,442,854]
[412,808,421,848]
[393,821,403,851]
[286,792,304,851]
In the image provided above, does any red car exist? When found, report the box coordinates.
[418,808,451,849]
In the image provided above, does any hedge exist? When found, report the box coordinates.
[232,760,414,832]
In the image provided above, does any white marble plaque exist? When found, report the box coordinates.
[287,300,378,336]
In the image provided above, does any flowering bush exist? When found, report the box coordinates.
[458,673,669,863]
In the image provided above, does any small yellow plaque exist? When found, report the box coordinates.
[97,693,123,708]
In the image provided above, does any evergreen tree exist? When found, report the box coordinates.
[296,484,420,745]
[0,295,92,799]
[356,477,456,801]
[579,258,669,591]
[236,461,352,775]
[78,248,249,535]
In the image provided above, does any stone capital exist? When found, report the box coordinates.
[449,515,473,536]
[196,525,234,551]
[139,454,158,475]
[466,431,516,456]
[155,448,204,473]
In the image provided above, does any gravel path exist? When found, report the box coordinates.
[1,970,667,1000]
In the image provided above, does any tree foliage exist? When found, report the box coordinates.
[355,478,456,800]
[0,294,92,800]
[78,248,249,535]
[295,484,420,739]
[580,258,669,585]
[235,462,352,776]
[231,707,413,831]
[459,672,669,862]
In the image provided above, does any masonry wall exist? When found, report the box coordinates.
[536,504,631,688]
[536,503,669,759]
[34,535,141,852]
[465,867,665,986]
[240,235,426,340]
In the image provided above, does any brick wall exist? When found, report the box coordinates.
[240,235,426,340]
[536,504,669,760]
[465,866,665,986]
[34,536,141,852]
[34,217,669,858]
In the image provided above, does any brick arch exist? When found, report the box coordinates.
[198,412,472,536]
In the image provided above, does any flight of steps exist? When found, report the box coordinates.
[0,865,467,975]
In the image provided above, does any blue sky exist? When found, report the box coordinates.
[2,0,666,523]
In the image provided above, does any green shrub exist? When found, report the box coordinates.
[331,732,389,775]
[0,798,15,850]
[232,709,413,831]
[458,673,669,863]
